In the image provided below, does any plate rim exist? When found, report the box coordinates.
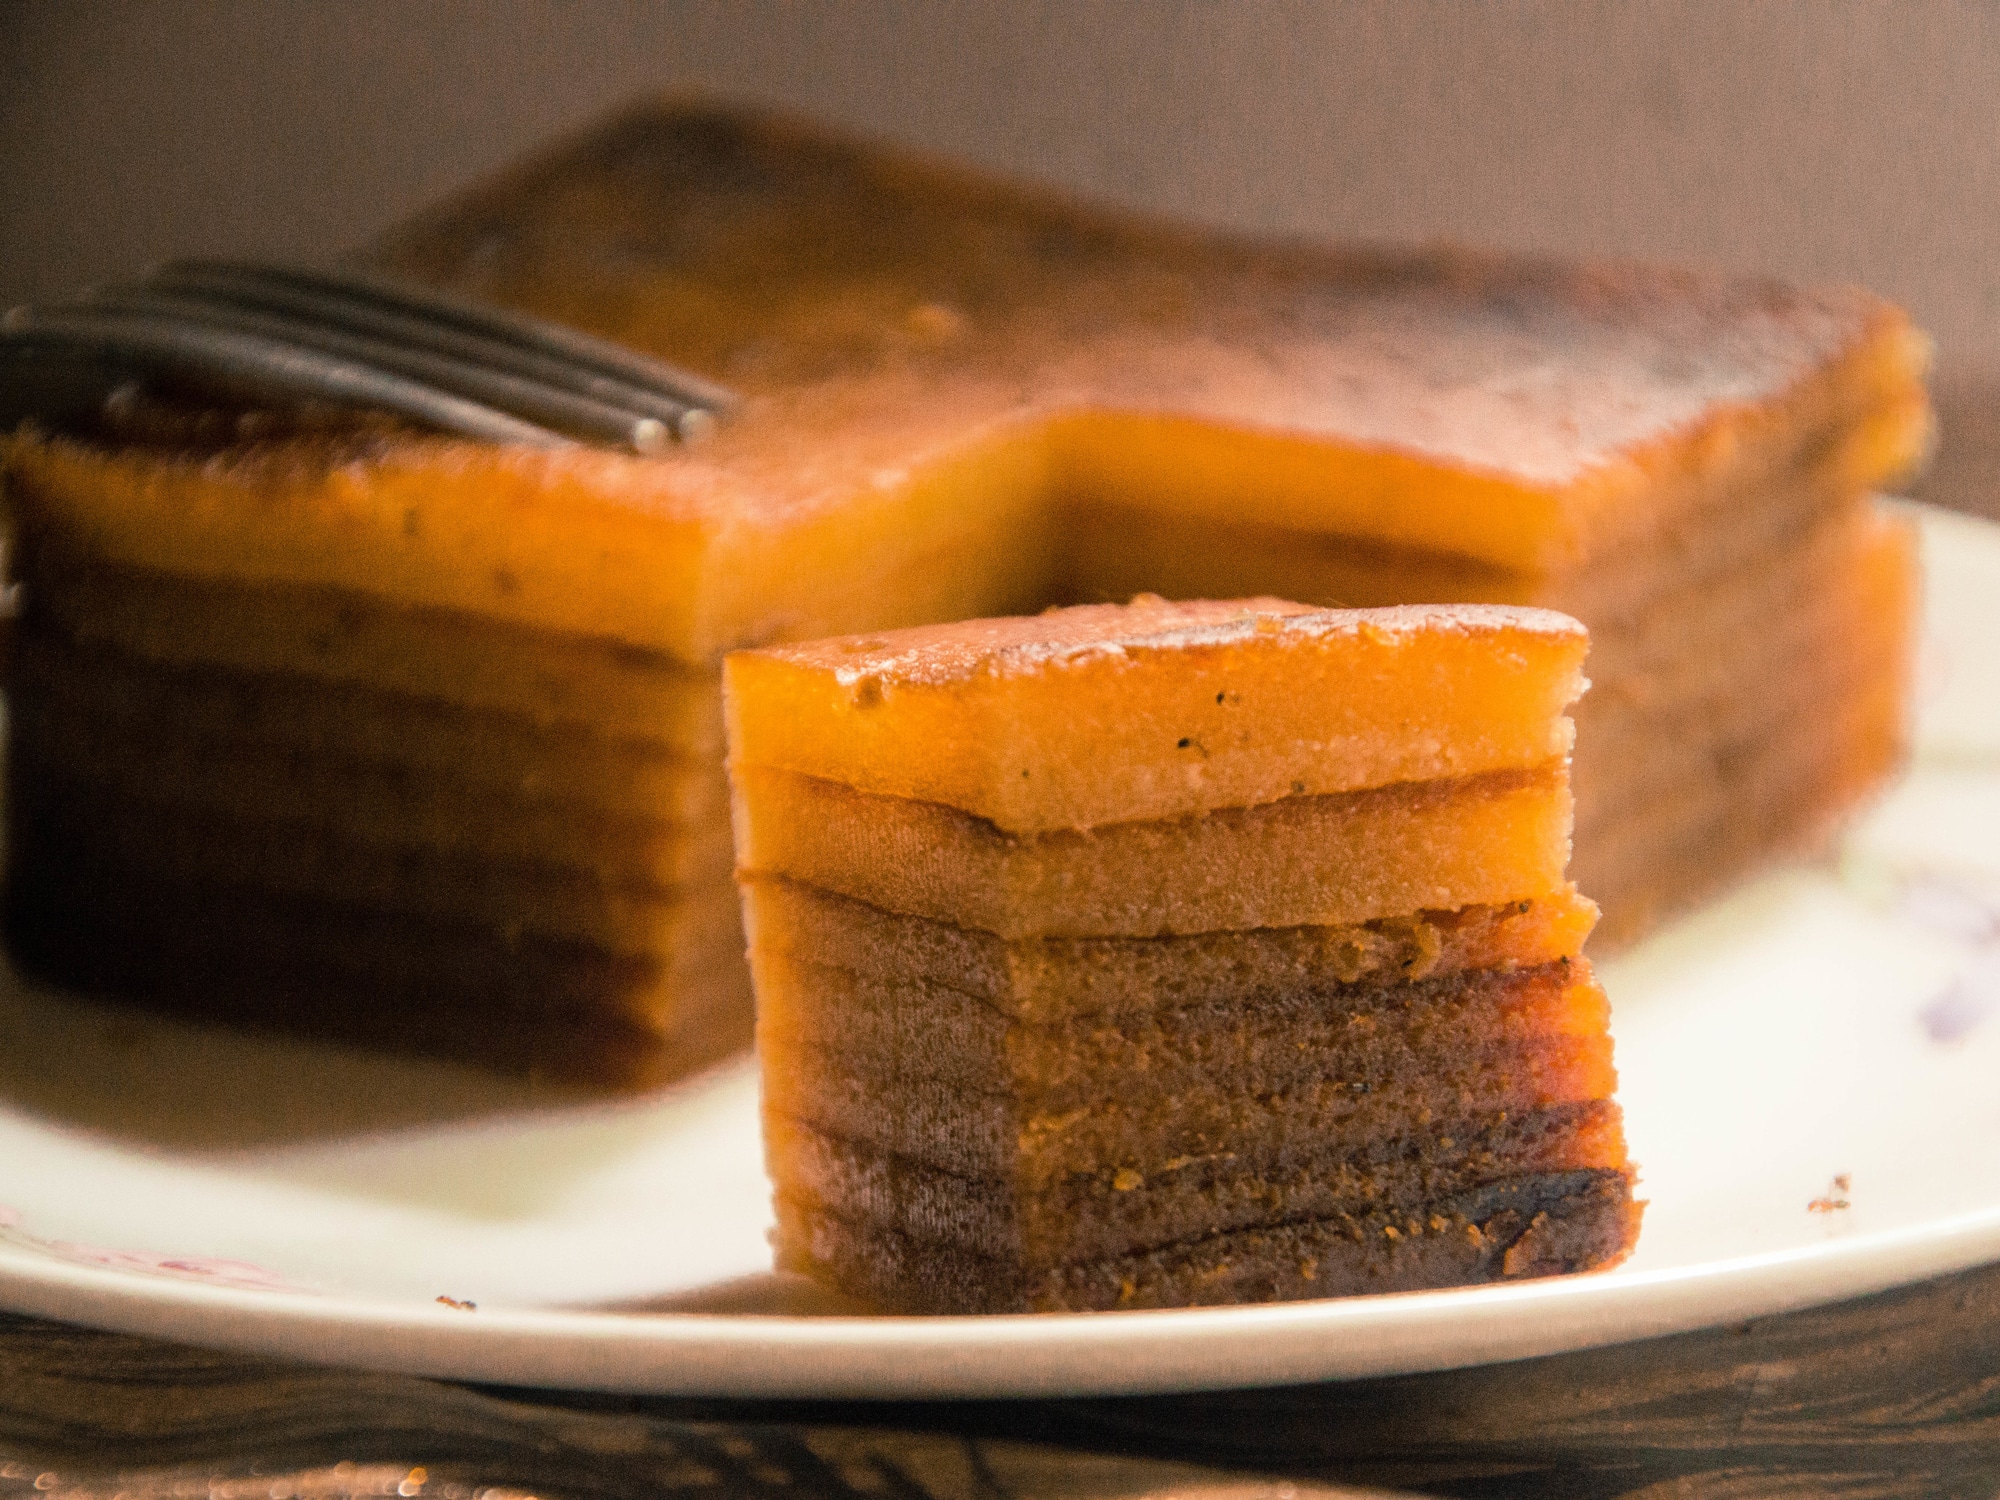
[4,500,1997,1399]
[5,1205,2000,1398]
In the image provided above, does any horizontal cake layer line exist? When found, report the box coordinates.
[1570,508,1911,780]
[4,856,756,1085]
[776,1166,1639,1313]
[767,1098,1628,1267]
[1574,602,1909,853]
[9,714,737,894]
[768,1033,1617,1186]
[1577,526,1913,868]
[731,763,1573,939]
[1565,494,1892,688]
[9,772,744,959]
[1056,421,1899,643]
[725,598,1584,834]
[740,874,1598,1022]
[1576,644,1893,841]
[1579,643,1910,946]
[758,951,1607,1108]
[16,537,725,745]
[11,631,724,820]
[10,701,733,879]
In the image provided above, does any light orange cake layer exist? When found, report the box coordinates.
[732,763,1572,939]
[725,599,1586,831]
[19,544,725,748]
[741,876,1598,1023]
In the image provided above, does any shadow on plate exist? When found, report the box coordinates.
[595,1271,876,1318]
[0,962,608,1151]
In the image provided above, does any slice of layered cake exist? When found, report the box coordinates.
[727,596,1638,1312]
[3,428,750,1085]
[0,101,1928,1079]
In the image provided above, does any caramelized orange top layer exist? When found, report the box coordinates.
[2,103,1930,661]
[725,595,1587,831]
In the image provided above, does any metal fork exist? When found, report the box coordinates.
[0,260,736,453]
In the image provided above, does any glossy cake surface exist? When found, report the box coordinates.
[726,596,1586,831]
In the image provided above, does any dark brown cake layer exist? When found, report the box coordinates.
[3,844,752,1085]
[11,631,719,820]
[1578,607,1912,944]
[770,1029,1614,1186]
[775,1167,1639,1313]
[1058,435,1870,632]
[758,952,1604,1109]
[9,712,727,890]
[767,1098,1626,1267]
[3,780,752,1064]
[742,875,1596,1022]
[1571,509,1910,814]
[10,763,738,957]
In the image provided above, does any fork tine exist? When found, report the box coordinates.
[4,259,739,453]
[145,262,718,441]
[157,259,740,418]
[81,288,680,454]
[1,306,575,449]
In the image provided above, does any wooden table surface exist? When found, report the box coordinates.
[9,1255,2000,1498]
[5,473,1996,1500]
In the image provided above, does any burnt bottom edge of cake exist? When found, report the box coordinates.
[774,1166,1641,1314]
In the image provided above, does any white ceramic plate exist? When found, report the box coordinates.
[3,506,1998,1400]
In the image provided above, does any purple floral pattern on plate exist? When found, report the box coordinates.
[1879,873,2000,1043]
[0,1204,305,1293]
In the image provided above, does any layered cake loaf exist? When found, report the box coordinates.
[0,102,1928,1078]
[728,596,1638,1311]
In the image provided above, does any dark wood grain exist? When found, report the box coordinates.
[0,1309,1388,1499]
[1054,1256,2000,1496]
[7,1257,2000,1497]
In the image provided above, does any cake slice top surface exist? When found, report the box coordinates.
[381,102,1914,492]
[724,595,1587,832]
[3,101,1928,660]
[743,595,1582,687]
